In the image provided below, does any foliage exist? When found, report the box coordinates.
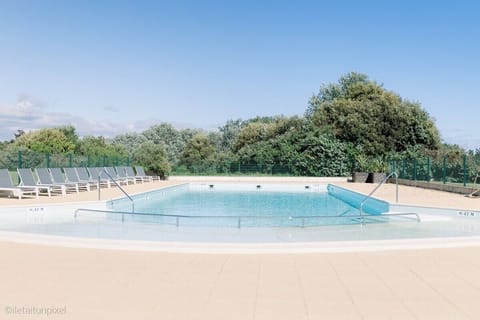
[77,136,128,158]
[354,153,369,172]
[308,72,441,156]
[132,141,171,177]
[142,123,200,165]
[14,128,76,154]
[369,157,388,173]
[218,119,245,152]
[291,133,350,176]
[179,133,216,171]
[0,145,45,169]
[111,133,147,155]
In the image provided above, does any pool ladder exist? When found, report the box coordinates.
[359,172,398,225]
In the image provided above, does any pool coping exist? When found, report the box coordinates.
[2,230,480,253]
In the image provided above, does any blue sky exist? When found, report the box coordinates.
[0,0,479,149]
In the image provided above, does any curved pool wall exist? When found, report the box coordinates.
[1,182,480,246]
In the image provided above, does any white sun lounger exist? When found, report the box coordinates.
[124,166,145,183]
[34,168,70,196]
[50,167,88,192]
[114,166,136,184]
[64,167,97,191]
[0,169,39,199]
[17,168,52,197]
[104,167,130,186]
[86,167,112,188]
[135,166,161,181]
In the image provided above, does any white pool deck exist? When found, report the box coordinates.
[1,176,480,319]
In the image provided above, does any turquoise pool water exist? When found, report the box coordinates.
[108,184,389,227]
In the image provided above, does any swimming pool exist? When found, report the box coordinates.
[1,182,480,246]
[103,183,391,227]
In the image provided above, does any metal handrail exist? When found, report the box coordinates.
[73,207,420,228]
[359,172,398,224]
[98,169,135,213]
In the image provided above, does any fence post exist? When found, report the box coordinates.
[426,157,431,182]
[46,153,50,168]
[87,155,91,167]
[413,158,417,181]
[103,156,107,167]
[401,159,406,178]
[17,150,22,168]
[442,156,446,184]
[463,154,467,187]
[68,153,73,168]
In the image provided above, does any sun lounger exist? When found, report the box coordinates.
[86,167,112,188]
[124,166,145,183]
[64,167,97,191]
[34,168,71,195]
[17,168,52,197]
[135,166,161,181]
[114,166,136,184]
[0,169,39,199]
[77,167,107,188]
[104,167,129,185]
[50,167,89,192]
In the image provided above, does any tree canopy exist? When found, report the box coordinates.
[308,72,441,156]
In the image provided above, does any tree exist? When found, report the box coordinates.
[232,116,303,153]
[305,72,368,118]
[308,73,440,156]
[77,136,109,156]
[142,123,197,165]
[218,119,245,152]
[14,129,25,140]
[132,141,171,177]
[292,133,350,176]
[179,133,216,171]
[111,133,147,156]
[77,135,128,167]
[58,125,79,150]
[14,128,76,154]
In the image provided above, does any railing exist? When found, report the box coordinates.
[73,207,420,228]
[359,172,398,224]
[98,169,135,213]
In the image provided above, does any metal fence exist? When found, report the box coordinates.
[0,150,131,170]
[390,155,480,187]
[171,163,293,176]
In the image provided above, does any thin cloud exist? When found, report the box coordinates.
[103,105,120,113]
[0,97,152,140]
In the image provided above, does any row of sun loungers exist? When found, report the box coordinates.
[0,166,160,200]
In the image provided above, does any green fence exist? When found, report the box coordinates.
[172,163,293,176]
[0,150,131,170]
[390,155,480,187]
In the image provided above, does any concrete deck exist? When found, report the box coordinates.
[1,177,480,319]
[2,242,480,319]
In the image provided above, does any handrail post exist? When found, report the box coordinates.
[98,175,101,200]
[99,169,135,213]
[360,171,399,219]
